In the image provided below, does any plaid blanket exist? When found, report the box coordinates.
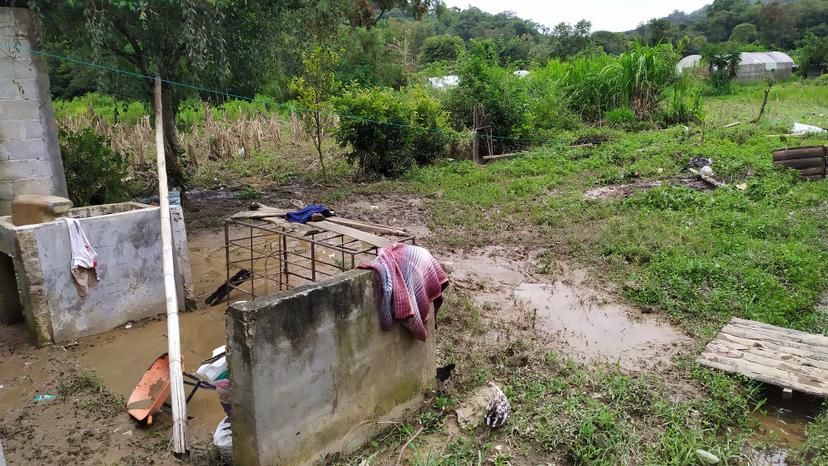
[358,243,449,341]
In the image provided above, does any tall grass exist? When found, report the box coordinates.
[530,43,682,122]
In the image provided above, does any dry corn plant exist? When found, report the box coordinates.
[57,103,346,189]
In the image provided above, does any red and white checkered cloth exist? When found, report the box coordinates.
[358,243,449,341]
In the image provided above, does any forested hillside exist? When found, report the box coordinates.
[41,0,828,106]
[637,0,828,72]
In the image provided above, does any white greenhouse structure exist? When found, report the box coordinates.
[677,51,794,83]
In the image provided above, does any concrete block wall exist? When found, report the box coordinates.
[0,202,196,344]
[0,7,67,215]
[227,269,436,466]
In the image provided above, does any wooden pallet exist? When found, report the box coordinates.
[698,317,828,397]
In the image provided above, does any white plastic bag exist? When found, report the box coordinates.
[213,416,233,464]
[792,122,827,134]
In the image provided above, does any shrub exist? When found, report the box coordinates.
[333,86,454,177]
[444,40,530,151]
[660,74,704,125]
[604,107,637,128]
[59,128,130,206]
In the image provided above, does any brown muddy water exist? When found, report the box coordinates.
[73,228,234,438]
[444,247,689,371]
[514,281,686,369]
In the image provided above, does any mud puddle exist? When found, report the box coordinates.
[76,228,234,440]
[752,385,822,447]
[441,247,688,371]
[514,279,687,370]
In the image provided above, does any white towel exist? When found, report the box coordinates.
[64,218,99,296]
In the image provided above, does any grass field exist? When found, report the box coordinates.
[329,81,828,465]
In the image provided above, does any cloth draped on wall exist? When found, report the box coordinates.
[63,217,99,296]
[358,243,449,341]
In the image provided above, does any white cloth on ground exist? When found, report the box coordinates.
[63,217,99,296]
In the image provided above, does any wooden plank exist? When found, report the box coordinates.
[714,332,828,365]
[482,152,521,161]
[310,220,392,248]
[231,208,291,219]
[722,324,828,349]
[698,317,828,397]
[258,216,324,236]
[697,355,828,397]
[688,168,726,188]
[323,217,409,236]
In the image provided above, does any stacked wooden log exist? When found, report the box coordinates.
[772,145,827,180]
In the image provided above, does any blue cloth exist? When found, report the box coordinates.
[285,205,334,224]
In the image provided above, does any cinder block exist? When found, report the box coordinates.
[0,181,12,200]
[0,100,40,120]
[0,58,33,79]
[1,139,47,161]
[0,79,39,100]
[0,119,23,140]
[21,120,44,139]
[12,178,55,196]
[0,159,53,182]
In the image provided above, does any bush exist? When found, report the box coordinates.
[660,74,704,125]
[604,107,637,128]
[333,86,455,177]
[444,40,530,151]
[59,128,130,206]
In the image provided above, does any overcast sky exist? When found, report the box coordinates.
[442,0,712,32]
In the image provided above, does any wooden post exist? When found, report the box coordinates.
[154,74,190,456]
[472,104,481,164]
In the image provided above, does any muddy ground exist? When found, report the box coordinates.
[0,190,814,465]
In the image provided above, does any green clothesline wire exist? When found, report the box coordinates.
[3,39,558,144]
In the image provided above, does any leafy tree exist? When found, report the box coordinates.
[756,1,797,48]
[729,22,758,43]
[795,33,828,76]
[445,40,529,151]
[34,0,307,192]
[346,0,435,27]
[290,46,342,181]
[701,44,741,95]
[547,20,593,59]
[647,18,678,45]
[333,86,453,177]
[591,31,628,55]
[418,34,464,64]
[704,0,751,43]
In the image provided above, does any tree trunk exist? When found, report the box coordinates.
[161,82,185,192]
[314,110,327,181]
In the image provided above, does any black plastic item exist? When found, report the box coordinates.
[205,269,252,306]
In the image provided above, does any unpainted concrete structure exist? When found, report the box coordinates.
[227,269,436,466]
[0,7,68,215]
[0,202,195,344]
